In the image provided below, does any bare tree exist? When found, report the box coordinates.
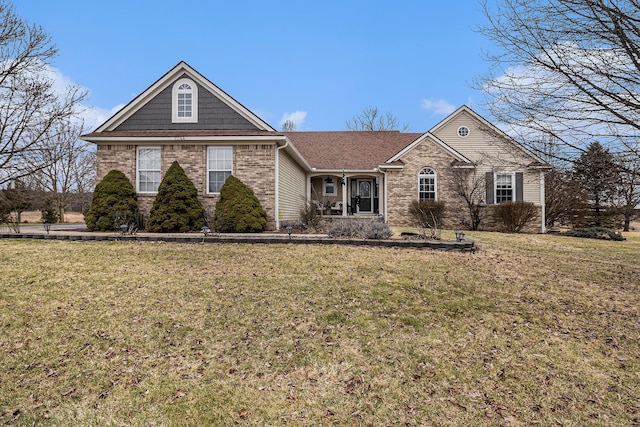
[0,1,87,186]
[476,0,640,161]
[30,120,95,222]
[281,119,296,132]
[450,167,487,230]
[345,106,409,131]
[544,169,588,228]
[614,153,640,231]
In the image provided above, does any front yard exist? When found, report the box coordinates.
[0,232,638,425]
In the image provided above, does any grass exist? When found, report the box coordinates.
[0,231,638,426]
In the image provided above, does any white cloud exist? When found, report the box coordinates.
[420,99,456,116]
[81,104,125,132]
[33,64,121,131]
[278,111,307,130]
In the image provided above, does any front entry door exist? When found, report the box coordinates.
[357,179,373,213]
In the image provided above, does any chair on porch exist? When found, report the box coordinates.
[330,201,343,215]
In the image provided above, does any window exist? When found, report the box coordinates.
[177,84,192,118]
[324,177,335,196]
[137,147,161,193]
[172,78,198,123]
[495,172,514,203]
[457,126,470,138]
[207,147,232,193]
[418,167,437,201]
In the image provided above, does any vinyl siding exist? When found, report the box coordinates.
[432,111,542,205]
[278,150,306,221]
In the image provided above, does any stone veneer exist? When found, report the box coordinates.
[96,143,277,229]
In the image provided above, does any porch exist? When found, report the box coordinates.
[309,173,383,219]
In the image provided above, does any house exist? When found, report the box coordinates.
[82,61,550,232]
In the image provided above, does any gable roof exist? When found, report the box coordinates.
[93,61,275,133]
[285,131,423,170]
[386,132,473,165]
[429,105,549,165]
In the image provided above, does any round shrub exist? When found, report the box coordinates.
[213,175,267,233]
[84,170,139,231]
[146,161,206,232]
[563,227,625,241]
[493,201,538,233]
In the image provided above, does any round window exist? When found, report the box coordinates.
[457,126,470,137]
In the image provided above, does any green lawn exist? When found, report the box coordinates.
[1,232,638,426]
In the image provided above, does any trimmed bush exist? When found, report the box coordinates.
[213,175,267,233]
[326,219,393,239]
[85,170,139,231]
[563,227,625,241]
[146,161,206,232]
[493,201,538,233]
[408,200,446,239]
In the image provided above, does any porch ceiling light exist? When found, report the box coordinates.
[325,176,333,183]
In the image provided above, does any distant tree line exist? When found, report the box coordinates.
[545,142,639,231]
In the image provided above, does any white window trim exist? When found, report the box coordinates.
[418,167,437,201]
[494,171,516,203]
[457,126,470,138]
[172,78,198,123]
[207,146,233,194]
[137,146,161,193]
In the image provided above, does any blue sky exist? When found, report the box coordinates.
[14,1,495,132]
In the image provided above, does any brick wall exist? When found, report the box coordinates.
[386,140,467,228]
[95,143,277,230]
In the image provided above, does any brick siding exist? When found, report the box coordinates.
[95,143,277,230]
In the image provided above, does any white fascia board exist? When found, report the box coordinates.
[387,132,471,164]
[378,164,404,170]
[310,169,379,174]
[83,135,287,143]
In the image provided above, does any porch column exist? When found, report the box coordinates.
[342,174,348,216]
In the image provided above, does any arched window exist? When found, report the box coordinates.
[418,167,437,201]
[172,78,198,123]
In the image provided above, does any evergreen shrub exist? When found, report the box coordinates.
[146,161,206,232]
[213,175,267,233]
[41,199,59,224]
[84,170,139,231]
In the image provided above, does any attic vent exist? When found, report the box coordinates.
[457,126,470,138]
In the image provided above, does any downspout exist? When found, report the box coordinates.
[275,140,289,230]
[381,169,388,222]
[540,170,546,233]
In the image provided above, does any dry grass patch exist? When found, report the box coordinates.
[11,211,85,224]
[0,233,638,425]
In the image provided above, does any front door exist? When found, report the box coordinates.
[357,179,373,213]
